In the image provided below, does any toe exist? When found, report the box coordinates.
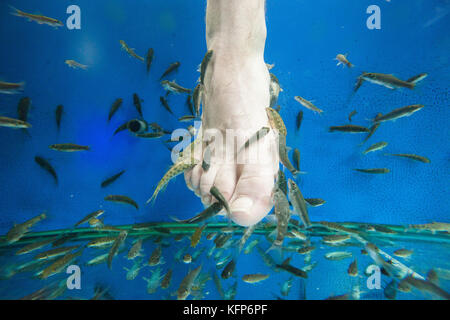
[229,164,276,226]
[213,164,237,202]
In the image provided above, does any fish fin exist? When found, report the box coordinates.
[123,267,129,271]
[266,243,283,257]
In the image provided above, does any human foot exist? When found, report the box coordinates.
[184,55,279,227]
[184,0,279,226]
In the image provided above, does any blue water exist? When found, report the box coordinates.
[0,0,449,300]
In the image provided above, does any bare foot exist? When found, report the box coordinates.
[184,0,279,226]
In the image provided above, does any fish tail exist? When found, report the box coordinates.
[9,5,23,17]
[347,62,354,68]
[406,74,426,85]
[265,242,283,257]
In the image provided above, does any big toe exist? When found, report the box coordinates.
[230,164,276,227]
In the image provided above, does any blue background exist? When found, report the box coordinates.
[0,0,449,300]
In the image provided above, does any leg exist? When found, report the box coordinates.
[185,0,279,226]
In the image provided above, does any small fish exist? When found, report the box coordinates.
[160,61,180,80]
[400,276,450,300]
[113,121,129,136]
[304,198,325,207]
[241,127,271,151]
[293,148,301,172]
[193,83,203,116]
[147,158,198,204]
[105,195,139,210]
[266,107,287,136]
[384,280,398,300]
[347,259,358,276]
[200,50,213,85]
[143,267,164,294]
[384,153,430,163]
[160,96,174,115]
[374,105,424,123]
[363,142,388,155]
[0,116,31,129]
[276,260,308,278]
[409,222,450,233]
[65,60,88,70]
[361,115,382,144]
[127,239,144,260]
[124,259,144,280]
[276,170,288,196]
[393,249,413,258]
[119,40,144,62]
[288,179,311,228]
[55,105,63,131]
[136,132,165,139]
[107,231,128,269]
[267,187,291,253]
[329,125,369,133]
[177,265,203,300]
[290,229,308,241]
[296,111,303,132]
[279,134,299,176]
[335,53,353,68]
[210,186,232,218]
[359,72,423,90]
[74,209,105,227]
[16,237,55,255]
[86,237,116,249]
[34,246,79,261]
[0,80,25,94]
[324,251,353,261]
[133,93,144,118]
[17,97,31,122]
[172,202,223,224]
[242,274,269,284]
[40,250,83,279]
[161,269,173,289]
[269,73,283,108]
[354,168,390,174]
[146,48,154,74]
[214,234,232,249]
[6,213,47,244]
[244,239,259,255]
[35,156,58,184]
[161,80,191,94]
[85,253,109,266]
[148,246,164,266]
[108,98,123,122]
[319,221,360,236]
[101,170,125,188]
[49,143,90,152]
[348,110,357,122]
[191,225,207,248]
[10,5,63,28]
[186,95,195,116]
[178,115,196,122]
[238,224,257,254]
[294,96,323,114]
[221,259,236,279]
[322,234,350,244]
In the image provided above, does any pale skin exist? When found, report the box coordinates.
[184,0,279,227]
